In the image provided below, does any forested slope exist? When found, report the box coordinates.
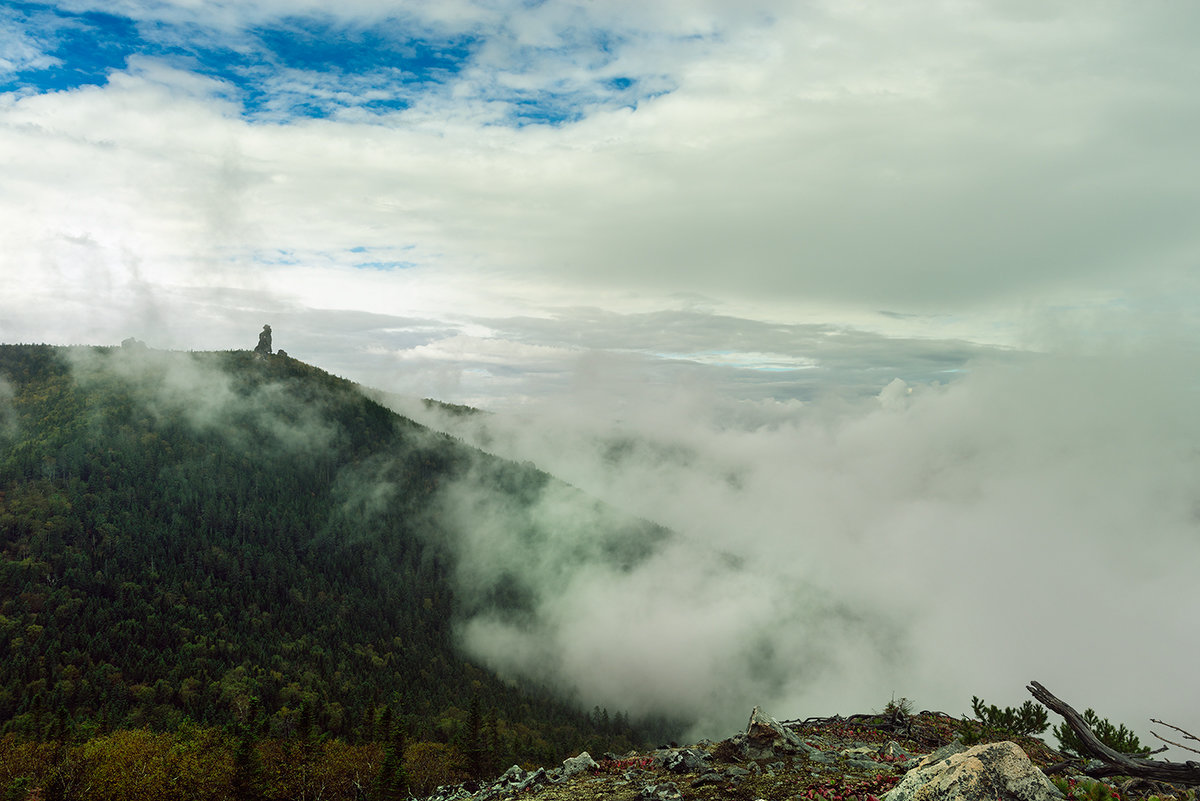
[0,343,669,782]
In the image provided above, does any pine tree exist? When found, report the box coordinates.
[466,696,483,779]
[230,734,263,801]
[481,705,499,779]
[374,746,405,801]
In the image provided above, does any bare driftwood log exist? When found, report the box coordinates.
[1027,681,1200,784]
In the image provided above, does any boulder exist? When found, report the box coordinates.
[917,740,966,768]
[884,741,1064,801]
[658,747,711,774]
[745,706,808,755]
[562,751,599,777]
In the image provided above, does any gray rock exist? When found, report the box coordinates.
[882,741,917,762]
[746,706,808,755]
[515,767,548,791]
[254,324,273,355]
[638,781,683,801]
[562,751,598,777]
[691,772,726,788]
[884,741,1064,801]
[660,748,710,774]
[917,740,966,768]
[809,750,838,765]
[843,746,877,758]
[496,765,525,786]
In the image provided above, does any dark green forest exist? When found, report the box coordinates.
[0,343,672,799]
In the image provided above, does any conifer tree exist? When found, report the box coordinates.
[231,734,264,801]
[481,705,499,779]
[374,713,409,800]
[466,696,483,779]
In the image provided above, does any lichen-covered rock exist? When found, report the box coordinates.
[562,751,598,777]
[916,740,966,768]
[884,741,1064,801]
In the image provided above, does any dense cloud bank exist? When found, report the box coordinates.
[395,347,1200,742]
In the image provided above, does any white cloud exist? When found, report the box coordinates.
[7,1,1200,350]
[405,341,1200,746]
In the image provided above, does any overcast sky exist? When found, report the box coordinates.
[4,1,1200,742]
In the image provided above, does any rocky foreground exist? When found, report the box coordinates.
[424,708,1195,801]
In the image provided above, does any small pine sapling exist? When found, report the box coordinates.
[883,695,914,718]
[960,696,1050,743]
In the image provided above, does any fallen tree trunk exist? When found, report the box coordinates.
[1027,681,1200,784]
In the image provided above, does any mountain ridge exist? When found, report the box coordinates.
[0,342,675,768]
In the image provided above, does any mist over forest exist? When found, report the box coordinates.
[390,342,1200,742]
[0,344,680,774]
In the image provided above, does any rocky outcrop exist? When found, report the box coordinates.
[417,709,1074,801]
[254,324,273,355]
[884,741,1064,801]
[746,705,811,754]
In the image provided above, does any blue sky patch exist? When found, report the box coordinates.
[2,3,475,119]
[2,2,669,126]
[353,261,417,271]
[0,3,139,93]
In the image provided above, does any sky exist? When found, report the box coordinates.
[4,0,1200,746]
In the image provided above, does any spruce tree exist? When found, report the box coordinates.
[467,696,483,779]
[230,734,263,801]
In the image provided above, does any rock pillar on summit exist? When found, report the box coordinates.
[255,324,273,355]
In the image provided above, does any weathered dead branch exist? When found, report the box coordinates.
[1027,681,1200,784]
[1150,719,1200,757]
